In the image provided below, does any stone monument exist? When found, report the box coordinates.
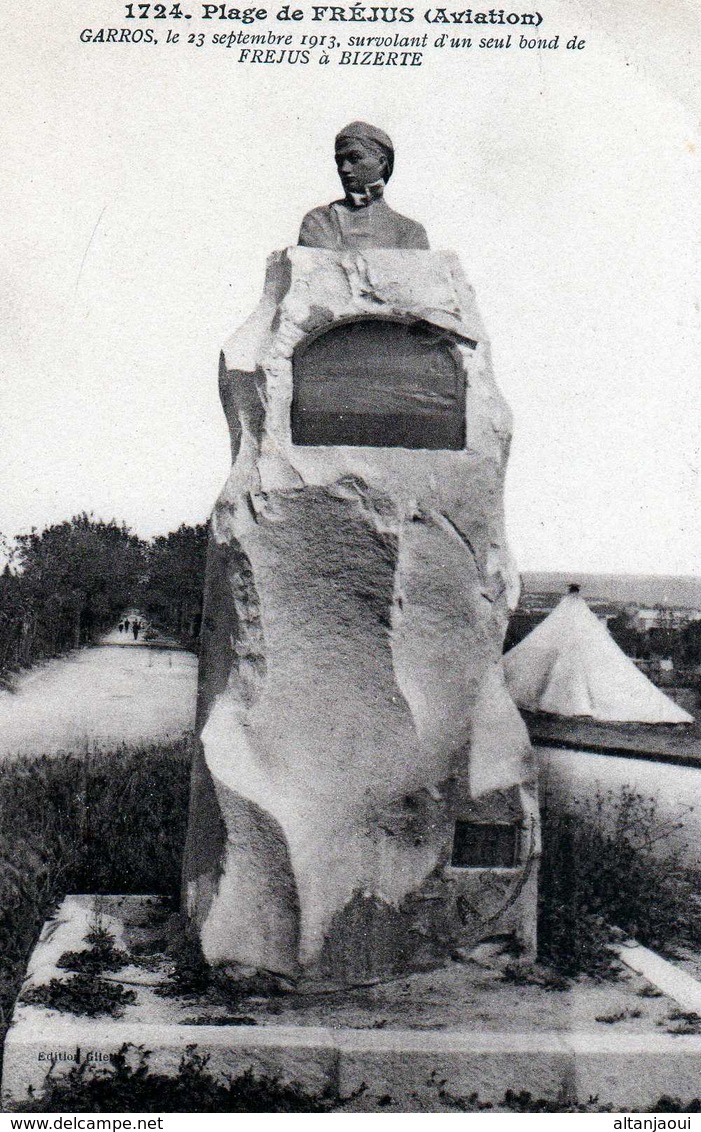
[182,123,538,987]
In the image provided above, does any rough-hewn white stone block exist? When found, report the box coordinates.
[183,249,538,984]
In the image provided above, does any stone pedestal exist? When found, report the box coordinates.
[182,248,538,985]
[6,896,695,1113]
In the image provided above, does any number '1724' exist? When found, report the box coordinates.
[124,4,189,17]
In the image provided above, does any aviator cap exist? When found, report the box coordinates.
[335,121,395,179]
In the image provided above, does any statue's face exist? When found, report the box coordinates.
[335,139,387,194]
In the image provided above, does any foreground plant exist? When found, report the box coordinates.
[22,973,137,1019]
[0,738,190,1028]
[538,785,701,977]
[21,1044,339,1113]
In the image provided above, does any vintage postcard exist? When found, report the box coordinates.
[1,0,699,1118]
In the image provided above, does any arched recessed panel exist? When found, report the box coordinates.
[292,319,466,448]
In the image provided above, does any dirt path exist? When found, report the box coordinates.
[0,632,197,759]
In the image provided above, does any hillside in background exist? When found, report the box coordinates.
[522,573,701,610]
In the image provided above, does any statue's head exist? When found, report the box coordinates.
[335,122,394,197]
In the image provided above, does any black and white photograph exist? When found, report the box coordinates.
[0,0,699,1119]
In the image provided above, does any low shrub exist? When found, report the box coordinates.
[21,1045,338,1113]
[0,737,191,1029]
[56,917,129,977]
[538,785,701,977]
[22,974,137,1019]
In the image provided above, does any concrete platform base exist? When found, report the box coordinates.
[4,896,701,1112]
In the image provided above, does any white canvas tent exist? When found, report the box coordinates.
[503,592,694,724]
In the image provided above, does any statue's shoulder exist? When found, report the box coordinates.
[384,203,430,249]
[298,202,343,247]
[301,202,335,223]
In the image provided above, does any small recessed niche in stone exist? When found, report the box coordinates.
[451,820,520,869]
[291,317,466,449]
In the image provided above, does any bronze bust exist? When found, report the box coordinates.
[298,122,429,250]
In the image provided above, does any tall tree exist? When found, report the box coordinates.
[11,514,146,659]
[140,522,208,643]
[0,515,209,674]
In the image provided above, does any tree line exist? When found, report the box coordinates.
[0,514,208,677]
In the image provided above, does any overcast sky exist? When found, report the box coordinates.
[1,0,699,574]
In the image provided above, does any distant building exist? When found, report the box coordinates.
[633,607,701,633]
[503,591,693,725]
